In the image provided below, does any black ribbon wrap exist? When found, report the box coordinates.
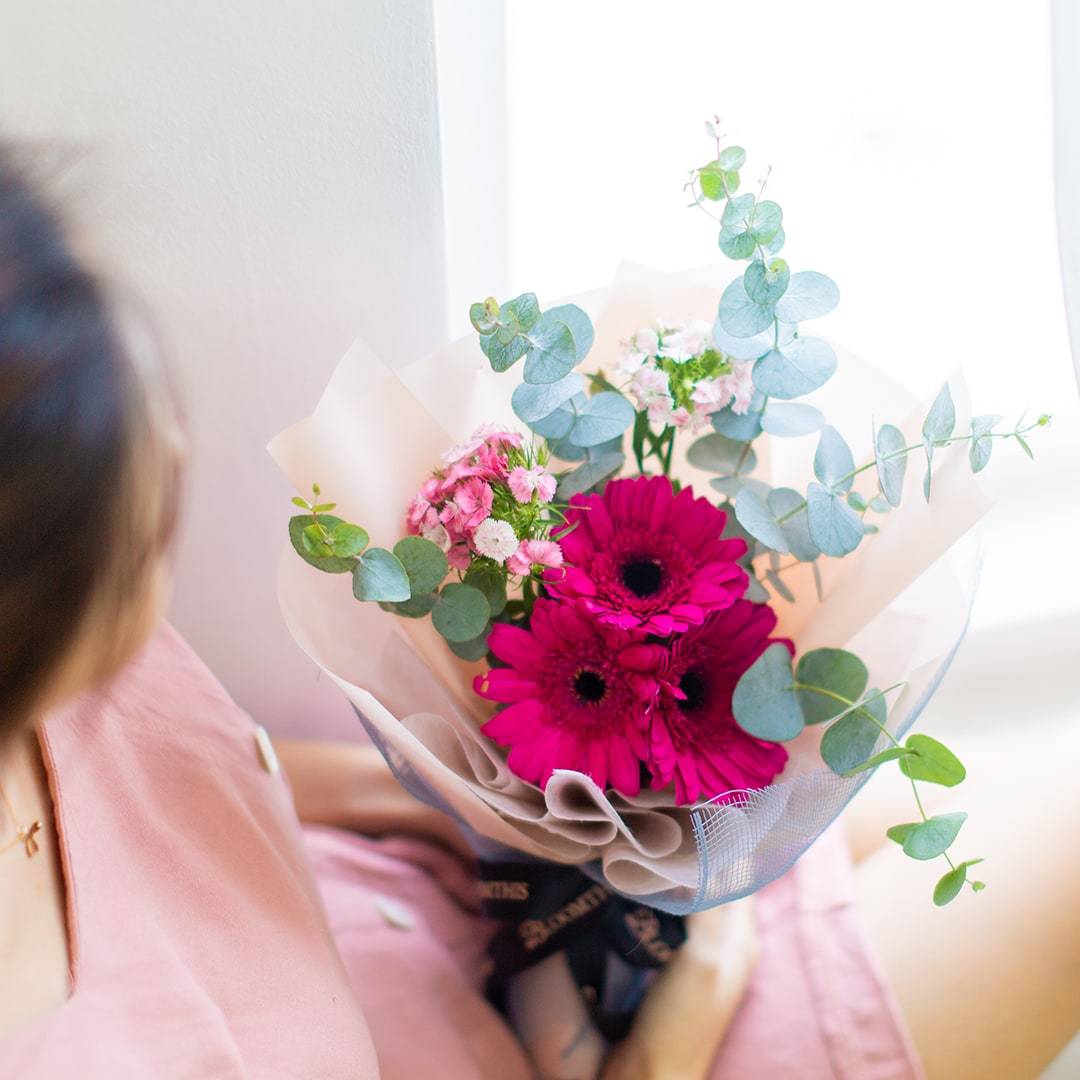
[479,860,687,1042]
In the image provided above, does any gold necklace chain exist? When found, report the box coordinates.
[0,776,42,858]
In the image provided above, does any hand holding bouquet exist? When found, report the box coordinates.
[271,127,1047,1075]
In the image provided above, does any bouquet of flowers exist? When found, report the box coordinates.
[270,128,1046,1072]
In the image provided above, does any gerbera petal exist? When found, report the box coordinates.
[481,700,547,741]
[487,624,543,673]
[473,668,540,703]
[608,739,641,797]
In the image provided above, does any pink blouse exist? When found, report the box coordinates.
[0,624,379,1078]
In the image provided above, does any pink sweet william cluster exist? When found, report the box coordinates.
[406,424,563,577]
[473,474,791,806]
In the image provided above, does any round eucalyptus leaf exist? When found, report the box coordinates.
[796,648,869,724]
[744,258,790,306]
[353,547,411,603]
[522,316,576,384]
[710,475,771,500]
[328,522,369,559]
[480,332,529,373]
[933,865,968,907]
[820,705,881,774]
[764,225,786,255]
[767,487,818,561]
[393,535,449,596]
[379,592,438,619]
[556,451,625,500]
[717,145,746,170]
[711,393,766,440]
[732,643,803,741]
[529,397,579,440]
[687,432,757,475]
[806,482,864,556]
[874,423,907,507]
[512,372,585,424]
[432,583,491,642]
[900,812,967,861]
[760,402,824,438]
[773,271,839,323]
[289,515,356,574]
[447,624,494,661]
[749,200,782,243]
[470,297,500,334]
[753,336,837,400]
[813,426,856,492]
[545,304,594,360]
[734,486,789,553]
[899,734,966,787]
[698,163,727,201]
[568,391,635,448]
[501,293,540,333]
[464,563,508,617]
[551,433,621,464]
[719,226,758,260]
[712,317,793,361]
[719,276,775,338]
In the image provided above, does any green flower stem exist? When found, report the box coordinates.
[661,427,677,475]
[774,421,1046,526]
[521,574,537,619]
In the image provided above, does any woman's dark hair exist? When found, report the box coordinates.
[0,149,182,736]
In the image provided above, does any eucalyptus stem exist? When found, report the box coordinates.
[789,682,906,745]
[773,420,1047,526]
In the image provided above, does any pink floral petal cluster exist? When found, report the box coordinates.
[406,425,558,572]
[615,320,756,431]
[473,475,790,806]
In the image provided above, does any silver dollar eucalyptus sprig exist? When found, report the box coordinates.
[689,120,1050,904]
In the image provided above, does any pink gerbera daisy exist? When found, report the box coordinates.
[546,475,749,636]
[473,599,662,797]
[647,601,790,805]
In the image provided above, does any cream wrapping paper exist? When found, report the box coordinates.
[269,264,989,909]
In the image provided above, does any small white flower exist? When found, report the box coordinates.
[669,406,692,429]
[646,395,676,425]
[690,376,730,410]
[472,518,519,563]
[630,367,670,409]
[615,348,648,379]
[631,326,660,356]
[660,320,712,363]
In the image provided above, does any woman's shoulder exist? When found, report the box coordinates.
[51,621,262,765]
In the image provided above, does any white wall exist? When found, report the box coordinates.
[0,0,458,737]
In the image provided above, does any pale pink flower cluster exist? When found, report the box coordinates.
[406,426,561,575]
[614,319,755,432]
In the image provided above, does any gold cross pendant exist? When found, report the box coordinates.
[1,820,43,858]
[17,821,42,858]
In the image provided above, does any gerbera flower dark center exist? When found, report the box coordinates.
[677,670,709,712]
[573,668,608,704]
[620,557,664,598]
